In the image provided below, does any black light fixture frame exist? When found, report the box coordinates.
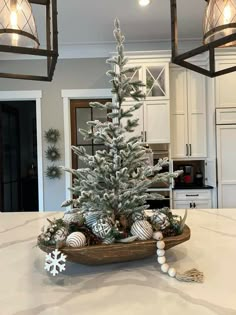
[0,0,58,81]
[171,0,236,77]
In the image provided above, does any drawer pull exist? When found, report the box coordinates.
[186,194,199,197]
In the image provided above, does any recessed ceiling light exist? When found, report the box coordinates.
[139,0,151,7]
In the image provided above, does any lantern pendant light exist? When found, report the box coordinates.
[0,0,39,48]
[171,0,236,77]
[203,0,236,47]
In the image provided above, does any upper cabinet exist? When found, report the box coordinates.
[170,66,207,159]
[215,60,236,108]
[124,59,169,101]
[122,56,170,144]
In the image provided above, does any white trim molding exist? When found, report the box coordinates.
[62,89,111,201]
[0,90,44,212]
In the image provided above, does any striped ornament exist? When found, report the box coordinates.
[130,220,153,240]
[85,212,100,228]
[102,236,115,244]
[66,232,86,247]
[63,212,84,226]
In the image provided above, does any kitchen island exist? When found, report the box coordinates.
[0,209,236,315]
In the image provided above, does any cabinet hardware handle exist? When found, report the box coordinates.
[189,144,192,156]
[186,144,188,156]
[145,131,147,142]
[193,202,196,208]
[190,202,192,208]
[141,131,144,142]
[186,194,199,197]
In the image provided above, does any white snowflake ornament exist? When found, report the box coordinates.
[44,249,67,276]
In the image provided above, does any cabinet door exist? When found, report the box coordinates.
[122,63,143,101]
[187,71,207,158]
[144,63,169,100]
[170,67,188,158]
[215,60,236,108]
[144,101,170,143]
[217,125,236,208]
[121,102,144,141]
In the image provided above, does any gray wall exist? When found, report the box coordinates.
[0,58,110,211]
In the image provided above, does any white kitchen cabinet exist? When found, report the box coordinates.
[170,66,207,159]
[173,189,212,209]
[215,60,236,108]
[124,60,169,101]
[122,101,170,143]
[216,109,236,208]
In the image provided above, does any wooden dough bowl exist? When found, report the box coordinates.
[38,225,190,265]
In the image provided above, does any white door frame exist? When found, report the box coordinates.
[0,90,44,211]
[61,89,111,201]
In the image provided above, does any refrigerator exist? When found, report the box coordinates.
[216,108,236,208]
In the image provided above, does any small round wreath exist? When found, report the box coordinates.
[46,165,62,179]
[44,128,60,143]
[45,146,61,161]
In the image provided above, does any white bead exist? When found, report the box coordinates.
[156,240,165,249]
[156,249,165,257]
[157,256,166,265]
[153,231,163,240]
[168,267,177,278]
[161,263,169,273]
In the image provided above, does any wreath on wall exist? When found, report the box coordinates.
[45,128,62,179]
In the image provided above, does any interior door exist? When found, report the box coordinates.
[70,99,111,169]
[0,105,21,211]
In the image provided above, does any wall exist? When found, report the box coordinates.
[0,58,110,211]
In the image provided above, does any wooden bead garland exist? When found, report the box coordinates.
[66,232,86,247]
[155,231,204,282]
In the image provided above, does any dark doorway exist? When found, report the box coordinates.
[0,101,38,212]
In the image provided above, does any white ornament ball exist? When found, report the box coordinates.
[168,267,177,278]
[161,263,169,273]
[157,256,166,265]
[156,249,165,257]
[66,232,86,247]
[54,227,68,242]
[153,231,163,241]
[156,240,165,249]
[130,220,153,240]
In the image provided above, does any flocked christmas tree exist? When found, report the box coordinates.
[60,19,181,243]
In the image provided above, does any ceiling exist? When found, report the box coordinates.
[2,0,207,60]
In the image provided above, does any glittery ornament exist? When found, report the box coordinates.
[63,212,84,226]
[54,227,68,242]
[151,212,170,230]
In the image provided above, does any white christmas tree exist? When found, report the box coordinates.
[62,19,180,233]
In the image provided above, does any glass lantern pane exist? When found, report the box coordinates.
[0,0,39,48]
[146,66,165,97]
[203,0,236,46]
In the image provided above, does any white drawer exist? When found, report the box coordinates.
[173,189,211,200]
[173,199,212,209]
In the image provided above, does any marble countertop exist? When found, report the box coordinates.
[0,209,236,315]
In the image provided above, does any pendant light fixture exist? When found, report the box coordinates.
[0,0,58,81]
[171,0,236,77]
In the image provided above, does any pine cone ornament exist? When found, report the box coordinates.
[151,212,170,231]
[131,220,153,240]
[54,227,68,242]
[92,218,113,239]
